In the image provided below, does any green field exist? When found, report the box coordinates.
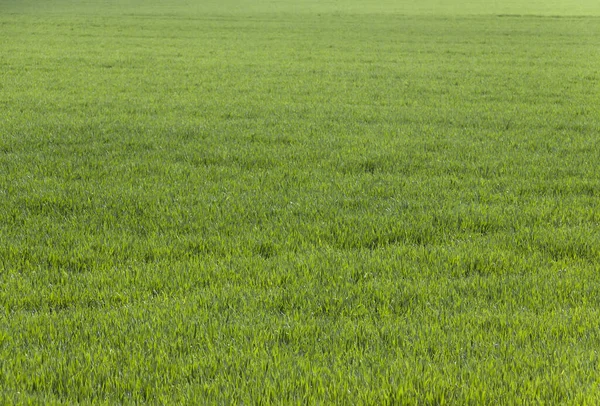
[1,0,600,403]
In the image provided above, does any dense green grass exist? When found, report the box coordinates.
[1,0,600,403]
[3,0,600,15]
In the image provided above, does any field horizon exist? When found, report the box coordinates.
[3,0,600,16]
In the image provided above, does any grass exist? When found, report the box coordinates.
[1,0,600,403]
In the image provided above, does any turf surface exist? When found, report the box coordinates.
[1,0,600,403]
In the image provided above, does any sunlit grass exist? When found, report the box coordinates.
[1,0,600,403]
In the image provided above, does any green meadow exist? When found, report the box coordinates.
[1,0,600,403]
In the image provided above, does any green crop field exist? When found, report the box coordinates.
[1,0,599,403]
